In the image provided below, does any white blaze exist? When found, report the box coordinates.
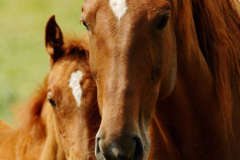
[69,70,83,107]
[109,0,128,23]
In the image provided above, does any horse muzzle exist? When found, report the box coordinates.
[95,131,144,160]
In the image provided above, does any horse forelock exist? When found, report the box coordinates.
[62,32,89,57]
[171,0,240,133]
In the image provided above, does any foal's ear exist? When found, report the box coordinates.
[45,15,63,61]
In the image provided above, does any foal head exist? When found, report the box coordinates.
[45,16,99,159]
[81,0,177,159]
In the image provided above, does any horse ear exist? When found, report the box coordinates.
[45,15,63,61]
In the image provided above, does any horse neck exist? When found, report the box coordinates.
[150,0,240,158]
[149,36,232,159]
[0,120,19,159]
[0,102,48,160]
[19,100,48,139]
[16,100,49,160]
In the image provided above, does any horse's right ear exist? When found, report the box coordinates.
[45,15,63,61]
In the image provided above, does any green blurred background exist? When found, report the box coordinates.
[0,0,85,123]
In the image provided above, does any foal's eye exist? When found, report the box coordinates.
[47,92,57,107]
[157,14,170,30]
[48,98,57,107]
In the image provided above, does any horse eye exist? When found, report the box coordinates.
[81,19,89,31]
[47,92,57,107]
[48,98,57,107]
[157,14,170,30]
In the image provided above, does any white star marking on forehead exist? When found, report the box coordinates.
[69,70,83,107]
[109,0,128,23]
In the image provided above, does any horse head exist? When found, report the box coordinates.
[81,0,177,159]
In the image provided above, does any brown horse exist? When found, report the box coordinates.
[0,16,100,160]
[81,0,240,159]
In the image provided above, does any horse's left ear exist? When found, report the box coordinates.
[45,15,63,61]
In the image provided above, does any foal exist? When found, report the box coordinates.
[0,16,100,160]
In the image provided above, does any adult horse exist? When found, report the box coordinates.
[0,16,100,160]
[81,0,240,159]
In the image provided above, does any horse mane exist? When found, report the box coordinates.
[63,32,89,58]
[13,76,48,139]
[171,0,240,133]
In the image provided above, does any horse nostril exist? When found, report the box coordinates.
[133,136,144,160]
[95,137,104,160]
[96,137,100,153]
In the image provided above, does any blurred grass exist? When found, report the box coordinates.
[0,0,86,123]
